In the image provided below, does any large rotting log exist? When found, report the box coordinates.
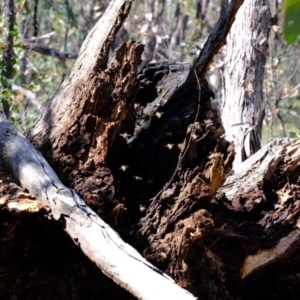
[110,61,234,298]
[2,0,197,298]
[25,0,245,298]
[102,1,244,297]
[0,111,196,300]
[17,0,300,297]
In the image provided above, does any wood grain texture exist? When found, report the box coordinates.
[222,0,271,166]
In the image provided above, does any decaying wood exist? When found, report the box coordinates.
[105,58,233,297]
[241,229,300,279]
[207,137,300,298]
[21,0,245,298]
[217,137,291,204]
[0,168,50,214]
[2,0,197,298]
[27,0,142,217]
[0,111,196,300]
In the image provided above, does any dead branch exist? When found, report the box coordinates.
[193,0,244,77]
[21,40,78,60]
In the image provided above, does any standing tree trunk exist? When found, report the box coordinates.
[222,0,271,167]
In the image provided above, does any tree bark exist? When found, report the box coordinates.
[193,0,244,78]
[221,0,271,167]
[211,137,300,299]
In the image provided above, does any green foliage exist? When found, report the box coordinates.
[0,10,19,118]
[289,131,299,139]
[284,0,300,44]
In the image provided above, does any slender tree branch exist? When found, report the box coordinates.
[21,40,78,60]
[24,32,55,41]
[193,0,244,77]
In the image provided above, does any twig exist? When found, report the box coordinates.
[275,94,287,137]
[24,32,55,41]
[21,40,78,60]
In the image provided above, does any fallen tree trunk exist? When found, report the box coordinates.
[0,111,195,300]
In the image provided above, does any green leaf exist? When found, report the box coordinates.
[284,0,300,44]
[289,131,299,139]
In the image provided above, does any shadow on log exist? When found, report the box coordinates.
[107,60,234,298]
